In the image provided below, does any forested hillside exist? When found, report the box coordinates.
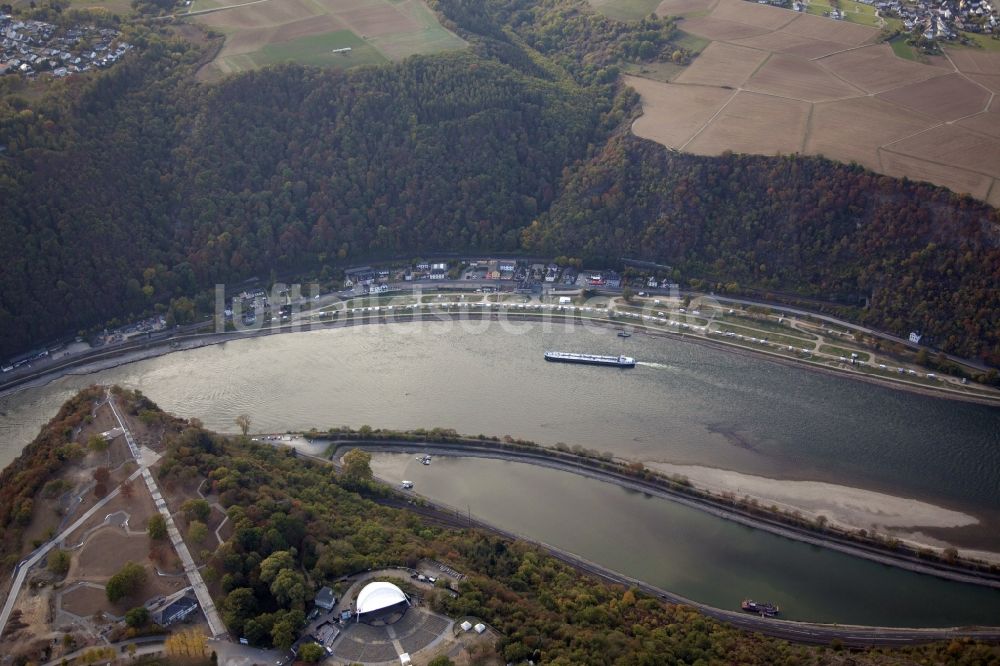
[526,136,1000,362]
[0,0,998,365]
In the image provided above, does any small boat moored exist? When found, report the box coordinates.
[741,599,780,617]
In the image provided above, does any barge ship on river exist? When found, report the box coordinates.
[544,351,636,368]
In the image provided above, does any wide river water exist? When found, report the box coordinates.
[369,453,1000,626]
[2,322,1000,624]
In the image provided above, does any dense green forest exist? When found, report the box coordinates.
[524,136,1000,361]
[105,391,1000,662]
[0,0,998,365]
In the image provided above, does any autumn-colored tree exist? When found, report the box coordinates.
[235,413,252,437]
[182,498,211,522]
[341,448,372,483]
[165,628,208,658]
[188,520,208,544]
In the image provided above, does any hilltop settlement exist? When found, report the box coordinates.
[0,14,130,78]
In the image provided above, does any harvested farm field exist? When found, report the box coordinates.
[679,16,771,40]
[886,124,1000,180]
[876,72,991,121]
[625,0,1000,201]
[879,151,995,201]
[192,0,465,80]
[817,43,944,93]
[685,91,810,155]
[967,73,1000,94]
[626,75,734,148]
[958,106,1000,139]
[730,30,844,58]
[805,96,934,170]
[673,41,769,87]
[744,53,862,101]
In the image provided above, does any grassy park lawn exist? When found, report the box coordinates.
[889,35,919,60]
[956,31,1000,52]
[819,345,871,362]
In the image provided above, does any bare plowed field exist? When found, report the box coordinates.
[877,73,991,121]
[880,150,995,200]
[630,0,1000,201]
[627,75,734,149]
[817,44,943,93]
[958,109,1000,138]
[745,53,862,100]
[710,0,796,29]
[888,125,1000,179]
[680,16,772,40]
[685,91,809,154]
[806,96,933,170]
[731,30,841,57]
[673,41,768,87]
[967,73,1000,94]
[947,49,1000,75]
[779,12,876,45]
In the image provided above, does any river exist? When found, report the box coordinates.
[1,321,1000,621]
[370,453,1000,627]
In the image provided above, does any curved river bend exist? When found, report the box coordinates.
[1,323,999,625]
[370,453,1000,627]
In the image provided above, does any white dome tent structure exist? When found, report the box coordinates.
[355,581,410,623]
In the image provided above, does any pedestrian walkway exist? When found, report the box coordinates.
[0,466,143,637]
[107,393,227,637]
